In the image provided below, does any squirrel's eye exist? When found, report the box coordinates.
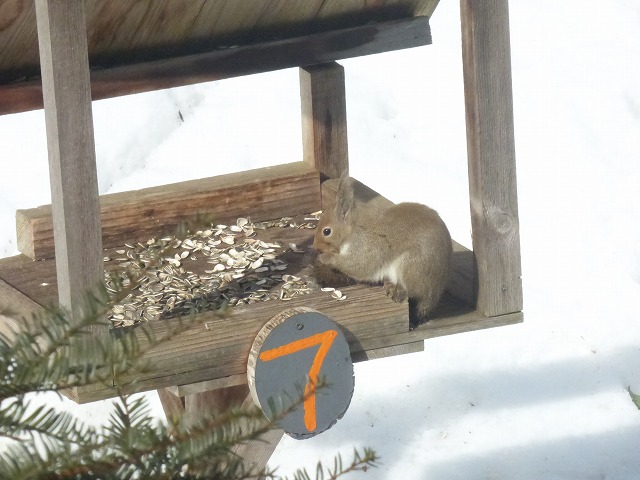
[322,227,332,237]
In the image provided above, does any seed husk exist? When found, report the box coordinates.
[104,214,353,326]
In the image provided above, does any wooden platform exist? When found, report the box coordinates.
[0,167,522,403]
[0,1,521,473]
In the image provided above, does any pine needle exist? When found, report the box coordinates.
[0,223,379,479]
[628,386,640,410]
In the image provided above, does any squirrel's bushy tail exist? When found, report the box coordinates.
[408,294,442,328]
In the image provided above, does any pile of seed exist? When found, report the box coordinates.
[105,215,346,327]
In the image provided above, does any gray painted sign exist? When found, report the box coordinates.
[248,309,354,439]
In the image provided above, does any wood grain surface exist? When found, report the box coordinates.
[460,0,523,316]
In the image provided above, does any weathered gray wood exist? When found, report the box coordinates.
[167,375,249,398]
[168,340,423,397]
[17,162,321,261]
[0,16,433,115]
[64,292,522,404]
[183,384,249,426]
[156,388,185,423]
[232,395,284,479]
[300,63,349,179]
[237,430,285,479]
[180,383,281,475]
[460,0,522,316]
[0,278,45,340]
[35,0,103,323]
[0,1,440,84]
[351,340,424,362]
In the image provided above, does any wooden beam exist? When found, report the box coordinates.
[235,429,285,479]
[167,375,249,398]
[167,340,423,397]
[17,162,321,260]
[156,387,185,423]
[300,63,349,179]
[232,393,285,478]
[0,16,432,115]
[183,384,249,426]
[34,0,103,322]
[0,278,45,340]
[460,0,522,316]
[65,280,410,403]
[351,340,424,362]
[70,301,521,404]
[1,251,521,405]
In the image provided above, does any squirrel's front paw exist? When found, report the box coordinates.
[317,252,338,266]
[384,279,407,303]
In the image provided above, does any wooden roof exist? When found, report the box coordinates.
[0,0,438,85]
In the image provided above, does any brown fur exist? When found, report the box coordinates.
[313,177,453,326]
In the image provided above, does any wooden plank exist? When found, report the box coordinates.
[363,296,523,350]
[84,1,208,61]
[156,387,185,422]
[235,429,284,479]
[2,248,520,405]
[183,384,249,426]
[17,162,321,260]
[0,278,45,339]
[232,394,284,479]
[70,296,521,403]
[0,254,59,308]
[6,208,328,313]
[351,340,424,362]
[0,0,38,84]
[69,280,409,403]
[300,63,349,179]
[460,0,523,316]
[35,0,103,322]
[1,1,440,84]
[168,374,249,398]
[450,240,476,306]
[169,340,424,397]
[0,16,432,115]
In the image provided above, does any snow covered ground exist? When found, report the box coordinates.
[1,1,640,478]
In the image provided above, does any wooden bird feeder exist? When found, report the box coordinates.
[0,0,522,469]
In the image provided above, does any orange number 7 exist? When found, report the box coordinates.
[259,329,338,431]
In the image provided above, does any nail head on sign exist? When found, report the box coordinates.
[247,307,354,440]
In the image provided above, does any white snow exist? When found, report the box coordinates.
[1,1,640,478]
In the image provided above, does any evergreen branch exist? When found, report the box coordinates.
[280,447,379,480]
[0,398,97,447]
[0,292,221,402]
[0,220,379,479]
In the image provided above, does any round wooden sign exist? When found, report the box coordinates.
[247,307,354,440]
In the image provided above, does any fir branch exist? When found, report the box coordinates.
[0,397,96,447]
[0,222,378,479]
[279,447,379,480]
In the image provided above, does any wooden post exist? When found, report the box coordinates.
[35,0,103,322]
[156,388,185,423]
[183,384,250,426]
[183,385,284,476]
[300,62,349,179]
[460,0,523,316]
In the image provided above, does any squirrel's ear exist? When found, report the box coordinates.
[335,176,355,221]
